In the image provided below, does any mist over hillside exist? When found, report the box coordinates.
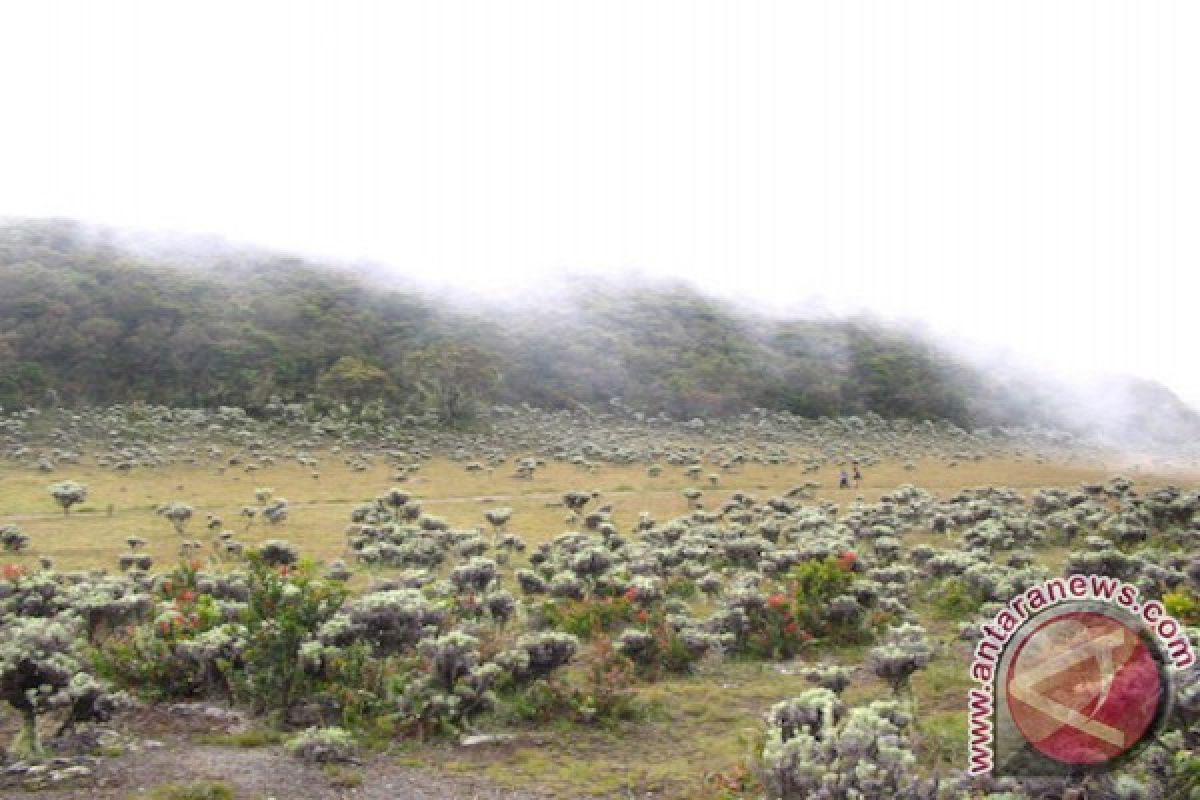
[1,218,1196,450]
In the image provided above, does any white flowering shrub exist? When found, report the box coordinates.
[257,539,299,567]
[494,632,579,684]
[0,524,29,552]
[285,726,358,764]
[868,623,933,694]
[158,501,194,534]
[263,498,289,525]
[450,557,498,593]
[0,615,86,757]
[321,589,444,654]
[762,695,936,800]
[49,480,88,515]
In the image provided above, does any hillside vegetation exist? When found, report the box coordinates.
[1,218,1196,446]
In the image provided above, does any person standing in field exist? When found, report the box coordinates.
[839,469,850,489]
[852,462,862,488]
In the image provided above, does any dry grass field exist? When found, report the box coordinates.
[2,451,1197,798]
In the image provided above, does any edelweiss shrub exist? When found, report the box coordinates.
[257,539,299,567]
[397,632,501,735]
[803,663,855,695]
[0,524,29,552]
[762,695,935,800]
[450,557,498,593]
[0,615,87,757]
[49,480,88,515]
[494,632,580,684]
[286,726,358,764]
[868,623,933,694]
[614,611,714,678]
[320,589,444,655]
[263,498,289,526]
[159,502,194,534]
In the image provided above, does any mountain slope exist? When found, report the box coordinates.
[1,217,1196,446]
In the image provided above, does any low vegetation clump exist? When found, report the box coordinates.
[142,782,235,800]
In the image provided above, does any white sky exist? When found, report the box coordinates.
[1,2,1198,407]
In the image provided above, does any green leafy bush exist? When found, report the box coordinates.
[538,596,635,639]
[1164,588,1200,625]
[237,554,347,720]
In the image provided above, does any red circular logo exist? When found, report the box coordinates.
[1005,610,1164,765]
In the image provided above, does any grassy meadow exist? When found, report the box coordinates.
[2,451,1197,798]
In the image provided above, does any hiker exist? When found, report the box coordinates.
[839,469,850,489]
[852,462,862,488]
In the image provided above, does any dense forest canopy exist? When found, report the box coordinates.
[1,218,1196,443]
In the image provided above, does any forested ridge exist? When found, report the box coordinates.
[1,217,1195,440]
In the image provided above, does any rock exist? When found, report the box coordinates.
[459,733,517,747]
[143,739,165,750]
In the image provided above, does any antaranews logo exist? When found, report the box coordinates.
[966,574,1195,777]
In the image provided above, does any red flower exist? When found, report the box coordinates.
[623,587,638,602]
[767,593,788,610]
[635,610,649,625]
[1,564,25,581]
[784,622,799,635]
[278,565,291,578]
[179,589,197,604]
[837,551,858,571]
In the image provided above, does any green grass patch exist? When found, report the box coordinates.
[195,729,285,748]
[137,781,234,800]
[322,764,365,788]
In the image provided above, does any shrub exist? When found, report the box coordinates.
[790,556,859,640]
[49,480,88,515]
[286,726,358,764]
[1164,588,1200,625]
[1,616,85,757]
[397,633,500,736]
[538,596,635,639]
[868,624,933,694]
[761,696,933,799]
[498,637,642,728]
[494,632,580,685]
[320,588,444,655]
[615,610,715,678]
[928,576,984,618]
[0,525,30,552]
[238,554,347,720]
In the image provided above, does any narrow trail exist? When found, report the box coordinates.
[0,480,1118,522]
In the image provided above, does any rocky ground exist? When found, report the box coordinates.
[2,706,549,800]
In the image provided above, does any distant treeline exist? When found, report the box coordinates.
[0,218,1130,429]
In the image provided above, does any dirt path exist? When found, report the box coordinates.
[2,710,550,800]
[0,479,1123,522]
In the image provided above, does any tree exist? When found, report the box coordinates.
[316,356,392,409]
[406,342,499,427]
